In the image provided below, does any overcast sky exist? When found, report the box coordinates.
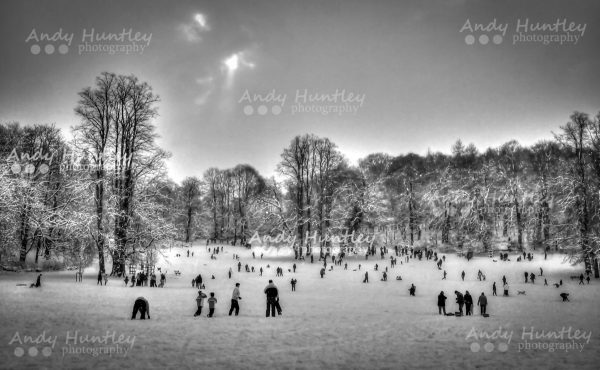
[1,0,599,182]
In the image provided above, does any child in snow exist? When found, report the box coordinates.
[195,290,207,317]
[207,292,217,317]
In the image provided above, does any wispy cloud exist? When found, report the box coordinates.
[180,12,211,42]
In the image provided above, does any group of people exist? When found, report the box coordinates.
[189,280,283,318]
[437,291,488,316]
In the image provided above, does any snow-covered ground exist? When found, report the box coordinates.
[1,244,599,369]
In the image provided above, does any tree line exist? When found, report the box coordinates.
[0,72,598,277]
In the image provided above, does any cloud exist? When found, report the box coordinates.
[180,12,210,42]
[221,51,255,75]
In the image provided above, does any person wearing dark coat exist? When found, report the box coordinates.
[97,271,103,285]
[409,284,416,296]
[132,297,150,319]
[437,291,447,315]
[30,274,42,288]
[477,293,488,315]
[455,291,464,316]
[464,291,473,315]
[264,280,279,317]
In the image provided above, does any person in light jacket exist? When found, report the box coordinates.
[229,283,242,316]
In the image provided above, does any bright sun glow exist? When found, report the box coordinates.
[224,54,239,73]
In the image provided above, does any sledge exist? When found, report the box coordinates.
[445,313,454,316]
[483,314,490,318]
[454,312,463,317]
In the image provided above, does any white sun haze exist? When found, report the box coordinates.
[224,54,239,73]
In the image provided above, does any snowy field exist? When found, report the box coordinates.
[1,244,599,370]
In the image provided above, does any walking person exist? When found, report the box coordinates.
[97,271,103,286]
[492,282,497,296]
[363,271,369,283]
[461,271,465,281]
[228,283,241,316]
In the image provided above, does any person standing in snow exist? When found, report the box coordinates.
[195,290,207,317]
[264,280,279,317]
[229,283,241,316]
[97,271,103,285]
[477,293,487,315]
[461,271,465,281]
[492,282,497,296]
[409,284,416,296]
[291,278,297,291]
[455,291,464,316]
[363,271,369,283]
[320,268,325,278]
[207,293,217,317]
[464,291,473,316]
[30,274,42,288]
[437,291,447,315]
